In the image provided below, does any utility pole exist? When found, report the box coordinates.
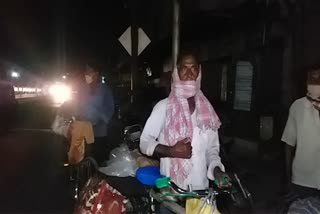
[130,0,138,103]
[55,0,66,76]
[172,0,180,71]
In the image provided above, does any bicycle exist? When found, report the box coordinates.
[154,177,231,213]
[66,156,99,202]
[135,166,253,214]
[74,159,252,213]
[115,123,253,213]
[73,121,253,213]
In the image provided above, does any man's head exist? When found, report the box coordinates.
[306,65,320,110]
[307,67,320,85]
[177,51,200,81]
[307,65,320,101]
[171,50,201,99]
[84,62,100,85]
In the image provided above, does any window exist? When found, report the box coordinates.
[220,64,228,102]
[233,61,253,111]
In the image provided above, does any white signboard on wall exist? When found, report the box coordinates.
[233,61,253,111]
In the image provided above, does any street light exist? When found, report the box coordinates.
[11,71,20,78]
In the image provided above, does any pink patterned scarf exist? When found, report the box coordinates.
[164,69,221,185]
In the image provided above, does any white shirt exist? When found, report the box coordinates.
[282,97,320,189]
[140,98,224,190]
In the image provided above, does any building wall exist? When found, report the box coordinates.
[155,0,320,144]
[196,8,286,141]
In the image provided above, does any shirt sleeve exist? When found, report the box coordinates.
[140,99,167,156]
[281,102,297,147]
[206,130,225,181]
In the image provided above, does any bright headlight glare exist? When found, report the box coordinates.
[49,84,72,103]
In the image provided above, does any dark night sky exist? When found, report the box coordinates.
[0,0,129,73]
[0,0,253,75]
[0,1,55,67]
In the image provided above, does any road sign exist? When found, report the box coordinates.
[118,26,151,56]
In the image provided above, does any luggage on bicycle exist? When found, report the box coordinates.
[74,176,127,214]
[186,198,220,214]
[68,120,94,164]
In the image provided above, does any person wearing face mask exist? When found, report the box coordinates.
[78,62,114,165]
[140,51,230,191]
[282,65,320,201]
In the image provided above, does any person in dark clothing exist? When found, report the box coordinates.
[77,62,114,165]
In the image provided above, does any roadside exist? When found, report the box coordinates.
[227,138,285,213]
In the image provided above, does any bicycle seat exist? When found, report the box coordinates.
[136,166,163,186]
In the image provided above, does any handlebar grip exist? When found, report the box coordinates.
[156,177,171,189]
[214,176,229,186]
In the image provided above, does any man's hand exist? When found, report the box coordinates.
[170,138,192,159]
[214,167,232,188]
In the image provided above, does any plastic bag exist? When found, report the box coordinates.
[131,149,159,167]
[52,114,69,137]
[186,198,220,214]
[99,144,138,177]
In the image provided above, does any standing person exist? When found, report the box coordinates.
[282,65,320,201]
[78,62,114,165]
[140,51,230,191]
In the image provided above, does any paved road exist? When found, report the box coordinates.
[15,97,58,129]
[0,97,123,213]
[0,98,73,213]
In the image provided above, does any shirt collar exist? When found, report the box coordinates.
[304,97,320,113]
[304,97,313,108]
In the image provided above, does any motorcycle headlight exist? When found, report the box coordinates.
[49,83,72,104]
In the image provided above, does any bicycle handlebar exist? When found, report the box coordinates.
[156,177,233,198]
[169,181,232,197]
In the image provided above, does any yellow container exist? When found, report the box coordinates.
[186,198,220,214]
